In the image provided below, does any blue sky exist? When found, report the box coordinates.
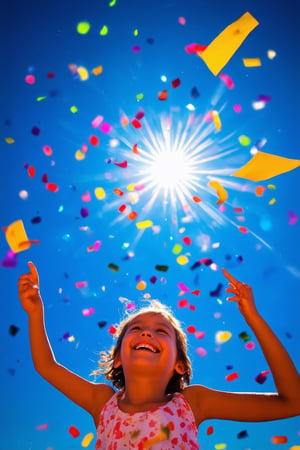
[1,0,300,449]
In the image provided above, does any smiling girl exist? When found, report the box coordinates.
[18,262,300,449]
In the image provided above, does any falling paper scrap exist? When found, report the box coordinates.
[231,151,300,181]
[198,11,259,75]
[4,219,40,253]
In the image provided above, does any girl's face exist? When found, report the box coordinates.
[115,312,185,380]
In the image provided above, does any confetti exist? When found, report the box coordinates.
[77,22,91,34]
[225,372,239,381]
[136,220,153,230]
[69,425,80,437]
[215,330,232,344]
[198,12,259,75]
[231,151,300,181]
[271,436,288,444]
[208,180,228,204]
[242,57,262,67]
[81,432,94,447]
[219,73,234,89]
[4,220,40,253]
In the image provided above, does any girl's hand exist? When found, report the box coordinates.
[18,261,42,314]
[222,268,259,319]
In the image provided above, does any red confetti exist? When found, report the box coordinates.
[171,78,181,88]
[27,166,35,178]
[47,72,56,78]
[158,90,168,100]
[238,226,248,233]
[113,160,128,168]
[46,182,59,192]
[225,372,239,381]
[108,325,117,334]
[118,204,127,213]
[271,436,288,444]
[233,207,244,213]
[184,43,207,54]
[206,425,214,435]
[69,425,80,438]
[89,135,99,146]
[178,299,189,308]
[186,325,196,334]
[191,289,200,296]
[131,118,142,129]
[182,236,192,245]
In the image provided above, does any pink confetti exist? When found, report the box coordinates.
[196,347,207,357]
[233,104,242,113]
[100,122,112,134]
[178,16,186,25]
[81,192,91,202]
[132,45,141,52]
[75,281,88,289]
[91,115,104,127]
[219,73,234,89]
[25,74,36,84]
[36,424,49,430]
[287,210,298,225]
[82,307,95,316]
[177,282,190,292]
[245,341,256,350]
[42,145,53,156]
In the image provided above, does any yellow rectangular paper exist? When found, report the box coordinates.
[199,12,259,75]
[5,220,31,253]
[231,151,300,181]
[243,57,262,67]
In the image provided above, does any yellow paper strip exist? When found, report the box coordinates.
[231,151,300,181]
[198,12,259,76]
[243,57,262,67]
[5,220,31,253]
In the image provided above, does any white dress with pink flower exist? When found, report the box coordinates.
[95,391,200,449]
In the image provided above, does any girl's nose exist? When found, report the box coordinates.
[141,329,152,337]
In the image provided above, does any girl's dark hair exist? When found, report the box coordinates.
[93,300,192,394]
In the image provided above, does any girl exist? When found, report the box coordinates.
[18,261,300,449]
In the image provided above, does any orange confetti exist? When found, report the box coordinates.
[132,143,141,154]
[128,211,138,220]
[208,180,228,204]
[231,151,300,181]
[92,65,103,75]
[192,195,202,203]
[271,436,288,444]
[113,188,124,196]
[158,90,168,100]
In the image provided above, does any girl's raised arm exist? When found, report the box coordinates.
[187,268,300,424]
[18,262,114,422]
